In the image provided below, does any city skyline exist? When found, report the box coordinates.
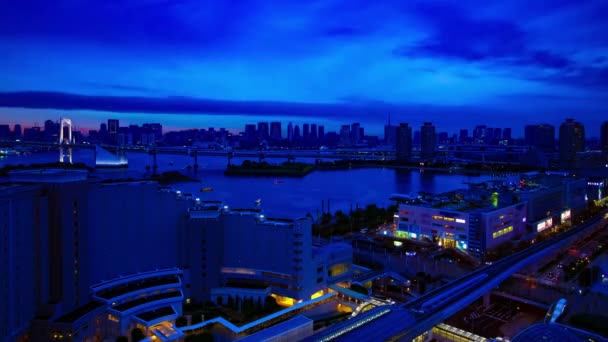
[1,0,607,134]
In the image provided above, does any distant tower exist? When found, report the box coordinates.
[420,122,436,161]
[600,121,608,159]
[559,118,585,164]
[395,123,412,161]
[59,118,73,144]
[287,122,294,142]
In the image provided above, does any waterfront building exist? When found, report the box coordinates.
[420,122,436,161]
[601,121,608,159]
[270,121,282,141]
[395,123,412,162]
[391,172,587,260]
[310,123,317,143]
[559,118,585,164]
[257,122,269,141]
[525,124,555,153]
[287,122,294,142]
[1,169,352,341]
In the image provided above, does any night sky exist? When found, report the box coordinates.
[1,0,607,136]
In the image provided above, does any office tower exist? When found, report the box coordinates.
[107,119,119,136]
[359,127,364,139]
[396,123,412,162]
[525,124,555,153]
[493,128,502,143]
[244,124,257,143]
[559,118,585,163]
[270,122,282,141]
[0,125,9,139]
[303,124,310,143]
[601,121,608,158]
[257,122,269,141]
[310,124,317,142]
[459,129,468,143]
[473,125,486,142]
[339,125,351,146]
[13,124,22,139]
[99,123,107,138]
[142,123,163,141]
[293,125,301,141]
[420,122,436,160]
[502,128,511,141]
[318,125,325,142]
[350,123,361,144]
[287,122,294,142]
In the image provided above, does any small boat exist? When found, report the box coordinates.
[273,179,284,184]
[255,198,262,205]
[200,187,214,192]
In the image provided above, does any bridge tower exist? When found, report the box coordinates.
[59,118,73,164]
[59,118,73,144]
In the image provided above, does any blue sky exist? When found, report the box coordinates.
[1,0,607,136]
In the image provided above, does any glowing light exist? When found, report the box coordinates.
[394,214,400,218]
[311,290,324,300]
[260,214,265,218]
[455,218,466,224]
[223,205,229,210]
[383,231,388,235]
[462,243,467,249]
[410,233,417,239]
[394,241,403,247]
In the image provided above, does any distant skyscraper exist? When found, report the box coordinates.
[502,128,511,141]
[351,123,361,144]
[473,125,486,142]
[0,125,9,139]
[287,122,294,142]
[257,122,269,141]
[310,124,317,142]
[244,124,257,142]
[270,122,282,141]
[559,118,585,163]
[318,125,325,143]
[420,122,436,160]
[13,124,22,139]
[600,121,608,157]
[293,125,301,141]
[303,123,310,143]
[525,124,555,153]
[459,129,468,143]
[339,125,351,146]
[493,128,502,143]
[395,123,412,162]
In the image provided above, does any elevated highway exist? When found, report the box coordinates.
[307,210,608,341]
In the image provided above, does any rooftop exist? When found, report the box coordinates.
[54,301,103,324]
[236,315,312,342]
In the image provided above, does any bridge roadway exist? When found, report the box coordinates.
[307,210,608,341]
[0,140,394,160]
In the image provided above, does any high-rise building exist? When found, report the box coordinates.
[601,121,608,155]
[310,124,317,142]
[303,124,310,143]
[318,125,325,143]
[257,122,269,141]
[525,124,555,153]
[502,128,512,141]
[13,124,22,139]
[270,122,282,141]
[287,122,294,142]
[244,124,257,143]
[384,125,397,147]
[350,123,361,145]
[339,125,351,146]
[459,129,468,143]
[395,123,412,162]
[420,122,436,160]
[473,125,486,143]
[142,123,163,141]
[107,119,119,136]
[559,118,585,163]
[293,125,301,141]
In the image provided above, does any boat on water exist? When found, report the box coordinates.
[255,198,262,205]
[273,179,285,184]
[200,187,214,192]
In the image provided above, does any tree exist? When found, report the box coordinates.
[175,316,188,328]
[131,328,145,342]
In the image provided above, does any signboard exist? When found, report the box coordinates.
[561,209,571,222]
[537,218,553,232]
